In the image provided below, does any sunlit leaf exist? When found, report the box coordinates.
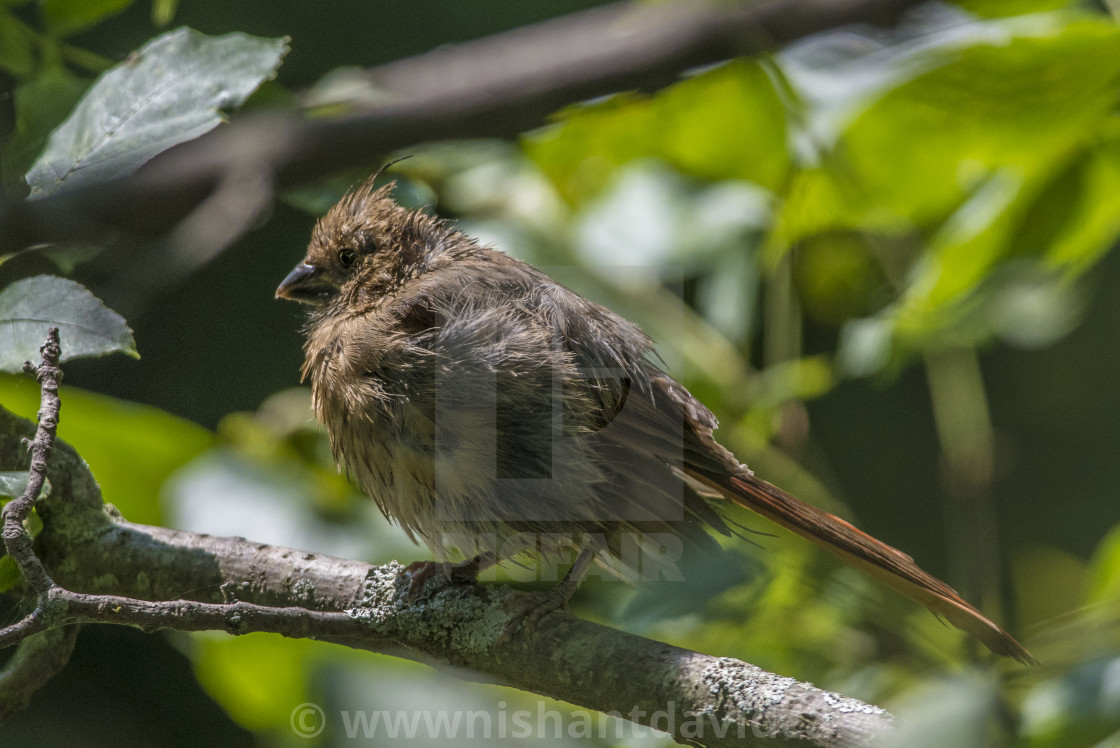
[957,0,1077,18]
[1087,524,1120,605]
[192,634,319,733]
[1039,136,1120,275]
[840,15,1120,224]
[891,171,1026,345]
[0,275,137,373]
[0,377,214,525]
[526,60,788,203]
[25,27,289,197]
[151,0,178,28]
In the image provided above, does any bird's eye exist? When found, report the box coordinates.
[337,248,357,269]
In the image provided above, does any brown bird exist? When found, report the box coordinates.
[277,174,1035,664]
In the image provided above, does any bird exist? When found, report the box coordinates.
[276,172,1035,664]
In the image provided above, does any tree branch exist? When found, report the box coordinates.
[0,398,895,746]
[0,0,925,254]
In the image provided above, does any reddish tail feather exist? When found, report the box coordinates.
[689,469,1037,665]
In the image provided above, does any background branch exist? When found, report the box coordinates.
[0,0,924,255]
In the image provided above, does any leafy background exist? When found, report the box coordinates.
[2,0,1120,746]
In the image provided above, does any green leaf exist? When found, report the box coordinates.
[526,59,788,203]
[891,171,1027,345]
[0,471,30,499]
[0,378,215,525]
[840,15,1120,224]
[0,243,106,273]
[0,66,89,188]
[773,14,1120,246]
[30,243,105,273]
[25,27,289,197]
[192,634,319,732]
[1087,524,1120,605]
[0,10,34,76]
[151,0,178,27]
[880,673,999,748]
[956,0,1078,17]
[41,0,133,37]
[1022,657,1120,747]
[0,275,137,373]
[0,557,19,593]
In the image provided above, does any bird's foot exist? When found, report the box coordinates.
[403,552,496,599]
[498,578,579,644]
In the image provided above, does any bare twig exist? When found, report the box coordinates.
[0,0,925,255]
[0,327,70,716]
[2,327,61,596]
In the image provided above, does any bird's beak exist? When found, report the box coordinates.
[276,262,335,304]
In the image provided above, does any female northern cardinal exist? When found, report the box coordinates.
[277,175,1034,664]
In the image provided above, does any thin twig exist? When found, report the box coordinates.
[0,327,69,717]
[2,327,61,594]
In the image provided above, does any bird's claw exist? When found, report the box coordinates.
[403,552,497,600]
[497,579,579,644]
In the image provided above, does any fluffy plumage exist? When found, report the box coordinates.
[277,175,1035,664]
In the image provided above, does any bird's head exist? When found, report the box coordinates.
[276,174,451,313]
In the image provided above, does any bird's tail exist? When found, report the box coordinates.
[688,469,1037,665]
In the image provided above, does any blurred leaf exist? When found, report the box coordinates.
[891,171,1026,346]
[150,0,178,27]
[41,0,133,37]
[0,10,34,76]
[526,59,788,203]
[1012,545,1088,631]
[300,65,392,112]
[0,377,214,524]
[0,556,19,592]
[29,243,105,273]
[1088,524,1120,605]
[1022,657,1120,747]
[192,633,318,733]
[1039,135,1120,275]
[793,232,892,326]
[164,448,387,560]
[0,243,106,273]
[987,267,1085,350]
[657,59,789,188]
[880,672,1000,748]
[0,275,137,373]
[836,316,893,377]
[25,27,289,197]
[0,65,89,188]
[774,13,1120,251]
[840,15,1120,225]
[0,471,31,499]
[957,0,1079,17]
